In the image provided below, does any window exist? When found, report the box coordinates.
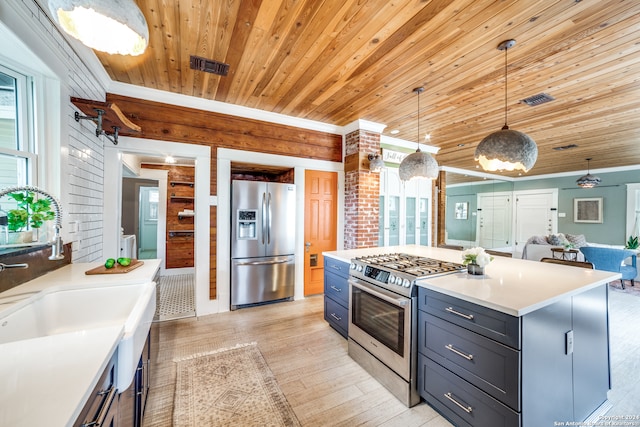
[0,64,35,191]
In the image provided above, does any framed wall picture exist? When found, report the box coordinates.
[574,197,603,223]
[455,202,468,220]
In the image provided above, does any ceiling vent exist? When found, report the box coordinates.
[520,92,555,106]
[189,55,229,76]
[552,144,578,151]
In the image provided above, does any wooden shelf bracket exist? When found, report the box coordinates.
[71,97,141,145]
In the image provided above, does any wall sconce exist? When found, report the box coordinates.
[368,153,385,172]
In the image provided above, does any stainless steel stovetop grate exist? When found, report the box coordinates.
[355,253,465,277]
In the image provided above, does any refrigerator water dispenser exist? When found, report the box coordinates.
[237,209,257,240]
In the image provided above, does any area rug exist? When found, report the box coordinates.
[609,280,640,297]
[173,343,301,427]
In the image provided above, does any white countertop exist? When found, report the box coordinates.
[0,259,161,427]
[0,326,123,427]
[323,245,620,316]
[0,259,161,300]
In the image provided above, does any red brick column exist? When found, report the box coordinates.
[344,129,381,249]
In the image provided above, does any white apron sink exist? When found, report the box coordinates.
[0,282,156,390]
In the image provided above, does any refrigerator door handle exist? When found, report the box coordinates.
[267,192,272,245]
[234,258,291,266]
[261,192,267,245]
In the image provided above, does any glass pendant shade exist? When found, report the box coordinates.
[576,174,601,188]
[48,0,149,56]
[576,158,601,188]
[475,127,538,172]
[475,39,538,173]
[399,148,439,181]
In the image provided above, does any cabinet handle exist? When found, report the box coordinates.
[82,386,117,427]
[331,265,342,271]
[330,285,342,292]
[445,344,474,361]
[445,306,474,320]
[444,392,473,414]
[330,313,342,321]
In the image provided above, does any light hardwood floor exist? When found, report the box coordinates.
[143,289,640,427]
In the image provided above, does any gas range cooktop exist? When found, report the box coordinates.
[349,253,466,296]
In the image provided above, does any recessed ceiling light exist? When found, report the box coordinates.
[390,129,400,135]
[457,143,465,147]
[165,156,176,164]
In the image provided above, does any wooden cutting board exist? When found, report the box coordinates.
[85,259,144,275]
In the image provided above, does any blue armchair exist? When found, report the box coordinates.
[579,246,637,289]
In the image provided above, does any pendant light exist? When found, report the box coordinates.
[576,158,601,188]
[475,39,538,172]
[48,0,149,56]
[398,87,439,181]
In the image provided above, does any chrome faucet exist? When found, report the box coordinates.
[0,185,64,261]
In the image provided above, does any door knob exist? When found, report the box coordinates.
[305,242,311,252]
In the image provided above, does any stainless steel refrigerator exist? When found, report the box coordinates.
[231,180,296,309]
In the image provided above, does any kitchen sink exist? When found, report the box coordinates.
[0,282,156,389]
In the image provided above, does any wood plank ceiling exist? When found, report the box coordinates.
[96,0,640,178]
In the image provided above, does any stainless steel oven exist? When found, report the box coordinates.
[349,277,413,381]
[347,253,465,407]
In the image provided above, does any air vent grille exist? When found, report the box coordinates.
[190,55,229,76]
[552,144,578,151]
[520,93,555,106]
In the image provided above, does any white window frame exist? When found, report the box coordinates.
[0,63,37,186]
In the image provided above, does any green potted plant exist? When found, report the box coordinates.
[3,190,55,244]
[625,235,639,250]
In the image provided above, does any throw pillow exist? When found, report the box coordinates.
[565,233,587,248]
[529,235,549,245]
[548,233,568,246]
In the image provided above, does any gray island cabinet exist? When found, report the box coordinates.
[417,285,610,427]
[323,245,619,427]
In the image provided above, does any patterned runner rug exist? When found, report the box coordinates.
[173,343,301,427]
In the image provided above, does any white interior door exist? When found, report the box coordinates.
[477,193,512,250]
[514,189,558,252]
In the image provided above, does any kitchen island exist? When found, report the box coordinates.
[0,259,160,427]
[323,245,620,427]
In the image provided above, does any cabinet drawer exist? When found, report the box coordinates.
[324,296,348,338]
[324,270,349,306]
[419,311,520,410]
[418,288,520,349]
[324,257,350,279]
[418,354,520,427]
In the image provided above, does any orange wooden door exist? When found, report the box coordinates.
[304,170,338,296]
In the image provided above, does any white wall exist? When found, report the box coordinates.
[1,0,111,262]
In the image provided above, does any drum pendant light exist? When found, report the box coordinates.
[475,39,537,172]
[399,87,439,181]
[576,158,601,188]
[48,0,149,56]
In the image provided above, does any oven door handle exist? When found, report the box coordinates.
[350,279,409,307]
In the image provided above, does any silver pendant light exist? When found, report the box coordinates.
[475,39,538,172]
[576,158,601,188]
[399,87,439,181]
[48,0,149,56]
